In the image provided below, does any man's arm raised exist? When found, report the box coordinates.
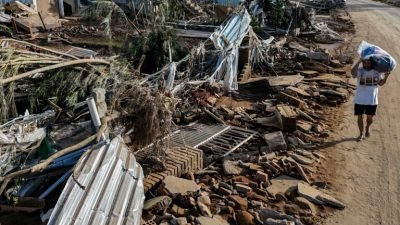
[351,58,362,78]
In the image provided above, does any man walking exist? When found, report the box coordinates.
[351,57,390,141]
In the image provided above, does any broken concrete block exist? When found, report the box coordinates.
[259,208,300,225]
[254,171,269,183]
[294,197,317,216]
[223,160,244,175]
[143,196,172,213]
[260,152,277,161]
[266,176,303,197]
[236,210,255,225]
[275,193,288,202]
[161,176,200,195]
[265,218,295,225]
[250,200,264,207]
[197,216,230,225]
[219,187,233,196]
[276,104,298,132]
[173,217,188,225]
[229,195,248,210]
[219,182,234,190]
[312,124,324,133]
[298,183,344,209]
[264,131,287,151]
[197,195,211,206]
[311,91,321,97]
[316,193,345,209]
[284,204,304,217]
[297,183,325,205]
[296,121,313,133]
[171,204,188,217]
[198,201,212,217]
[255,111,283,130]
[289,153,314,165]
[246,191,268,202]
[235,184,252,194]
[267,75,304,87]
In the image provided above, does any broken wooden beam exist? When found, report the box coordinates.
[277,92,306,109]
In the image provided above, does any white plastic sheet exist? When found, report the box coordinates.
[223,48,239,91]
[165,62,177,91]
[0,127,46,150]
[207,10,252,91]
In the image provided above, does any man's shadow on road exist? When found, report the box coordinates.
[319,137,359,149]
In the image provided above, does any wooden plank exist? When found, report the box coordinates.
[286,86,311,97]
[307,73,346,83]
[277,92,306,109]
[297,70,319,77]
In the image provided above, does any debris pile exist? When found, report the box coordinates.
[0,0,357,225]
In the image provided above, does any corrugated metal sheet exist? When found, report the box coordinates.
[48,137,145,225]
[211,9,251,50]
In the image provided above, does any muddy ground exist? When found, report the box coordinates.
[319,0,400,224]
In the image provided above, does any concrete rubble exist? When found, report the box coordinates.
[0,0,354,224]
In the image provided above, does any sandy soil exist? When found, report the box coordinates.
[320,0,400,224]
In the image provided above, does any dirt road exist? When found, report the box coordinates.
[322,0,400,224]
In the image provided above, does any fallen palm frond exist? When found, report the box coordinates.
[0,40,131,123]
[0,59,110,85]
